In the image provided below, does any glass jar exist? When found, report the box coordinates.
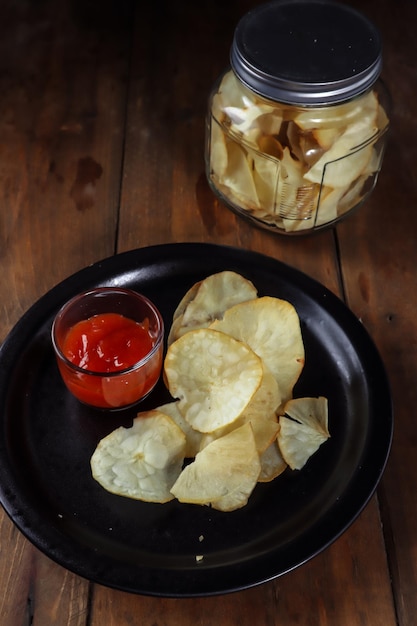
[205,0,390,234]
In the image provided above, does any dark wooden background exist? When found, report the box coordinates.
[0,0,416,624]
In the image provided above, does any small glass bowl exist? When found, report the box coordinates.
[51,287,164,409]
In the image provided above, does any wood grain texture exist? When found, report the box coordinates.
[0,0,413,624]
[30,554,89,626]
[336,3,417,625]
[0,1,131,625]
[0,512,32,626]
[0,0,133,340]
[117,0,342,293]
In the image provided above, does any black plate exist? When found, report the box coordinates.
[0,243,393,597]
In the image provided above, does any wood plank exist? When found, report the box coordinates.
[0,1,133,624]
[336,21,417,626]
[0,0,133,340]
[31,552,90,626]
[0,512,89,626]
[335,2,417,626]
[275,500,395,625]
[0,513,32,625]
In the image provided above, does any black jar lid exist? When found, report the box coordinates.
[230,0,382,105]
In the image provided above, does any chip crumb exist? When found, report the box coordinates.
[196,555,204,562]
[199,535,204,542]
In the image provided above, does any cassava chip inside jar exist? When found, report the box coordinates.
[164,328,263,433]
[208,68,389,232]
[90,410,186,502]
[277,397,330,470]
[170,422,261,512]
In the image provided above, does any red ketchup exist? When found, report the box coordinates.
[59,312,162,408]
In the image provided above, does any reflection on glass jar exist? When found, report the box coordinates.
[205,1,391,235]
[207,71,389,233]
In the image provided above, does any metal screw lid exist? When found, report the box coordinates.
[230,0,382,105]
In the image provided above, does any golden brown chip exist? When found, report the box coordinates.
[90,410,186,503]
[168,270,258,344]
[170,422,261,512]
[240,365,281,424]
[258,440,288,482]
[210,72,388,232]
[251,150,280,214]
[222,140,261,207]
[200,411,279,455]
[294,89,378,131]
[277,396,330,470]
[303,91,380,189]
[164,328,263,433]
[192,347,282,454]
[156,401,203,458]
[91,271,330,511]
[210,296,304,404]
[172,281,202,322]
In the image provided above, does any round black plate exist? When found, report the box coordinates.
[0,243,393,597]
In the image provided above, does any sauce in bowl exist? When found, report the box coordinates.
[52,289,164,409]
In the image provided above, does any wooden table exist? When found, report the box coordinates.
[0,0,415,623]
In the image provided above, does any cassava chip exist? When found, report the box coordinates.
[156,401,203,458]
[90,410,186,502]
[240,365,281,426]
[200,412,279,455]
[258,440,288,482]
[303,93,379,189]
[197,365,280,454]
[277,397,330,470]
[249,414,280,453]
[294,90,377,131]
[210,296,304,403]
[170,422,261,511]
[209,69,388,232]
[168,270,258,344]
[220,139,261,207]
[164,328,263,433]
[284,396,329,431]
[172,281,201,322]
